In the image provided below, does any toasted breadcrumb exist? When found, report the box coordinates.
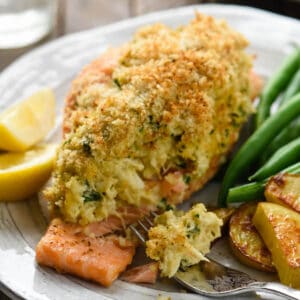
[146,203,222,277]
[45,13,253,224]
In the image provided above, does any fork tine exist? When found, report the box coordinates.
[138,220,149,232]
[150,211,158,218]
[129,211,158,244]
[129,224,146,244]
[144,216,154,226]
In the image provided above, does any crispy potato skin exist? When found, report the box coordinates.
[229,202,275,272]
[253,202,300,288]
[265,173,300,213]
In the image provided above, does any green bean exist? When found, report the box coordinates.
[255,48,300,129]
[227,161,300,204]
[227,181,265,203]
[249,137,300,181]
[260,67,300,162]
[261,116,300,163]
[280,68,300,106]
[218,92,300,207]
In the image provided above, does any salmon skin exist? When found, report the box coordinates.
[36,218,136,287]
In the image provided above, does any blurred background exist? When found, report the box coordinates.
[0,0,299,299]
[0,0,299,71]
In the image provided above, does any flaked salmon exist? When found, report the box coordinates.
[121,262,159,284]
[82,206,149,237]
[36,218,136,287]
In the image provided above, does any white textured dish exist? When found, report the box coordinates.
[0,4,299,300]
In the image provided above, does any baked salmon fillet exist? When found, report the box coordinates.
[37,13,261,286]
[45,13,257,225]
[36,219,135,287]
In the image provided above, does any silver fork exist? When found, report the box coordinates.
[129,213,300,300]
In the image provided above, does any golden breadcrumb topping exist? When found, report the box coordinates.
[45,13,253,224]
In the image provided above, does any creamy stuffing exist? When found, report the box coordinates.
[146,204,222,277]
[45,13,253,224]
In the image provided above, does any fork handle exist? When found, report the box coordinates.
[249,282,300,300]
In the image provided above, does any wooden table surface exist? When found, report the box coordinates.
[0,0,299,299]
[0,0,201,72]
[1,0,299,72]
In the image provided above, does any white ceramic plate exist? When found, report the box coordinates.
[0,4,299,300]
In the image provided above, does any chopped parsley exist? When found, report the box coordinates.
[157,198,174,211]
[82,188,102,202]
[176,157,187,168]
[225,128,229,137]
[179,259,190,271]
[238,105,246,116]
[187,226,200,235]
[183,174,191,184]
[63,139,70,146]
[230,112,240,128]
[171,133,182,142]
[166,204,174,211]
[186,223,200,238]
[82,140,91,155]
[113,78,121,89]
[148,115,160,130]
[82,137,93,155]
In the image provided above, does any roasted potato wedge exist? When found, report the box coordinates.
[265,173,300,213]
[229,202,275,272]
[253,202,300,288]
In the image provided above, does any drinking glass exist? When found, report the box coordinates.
[0,0,57,49]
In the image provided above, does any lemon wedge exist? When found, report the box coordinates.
[0,88,56,151]
[0,144,57,201]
